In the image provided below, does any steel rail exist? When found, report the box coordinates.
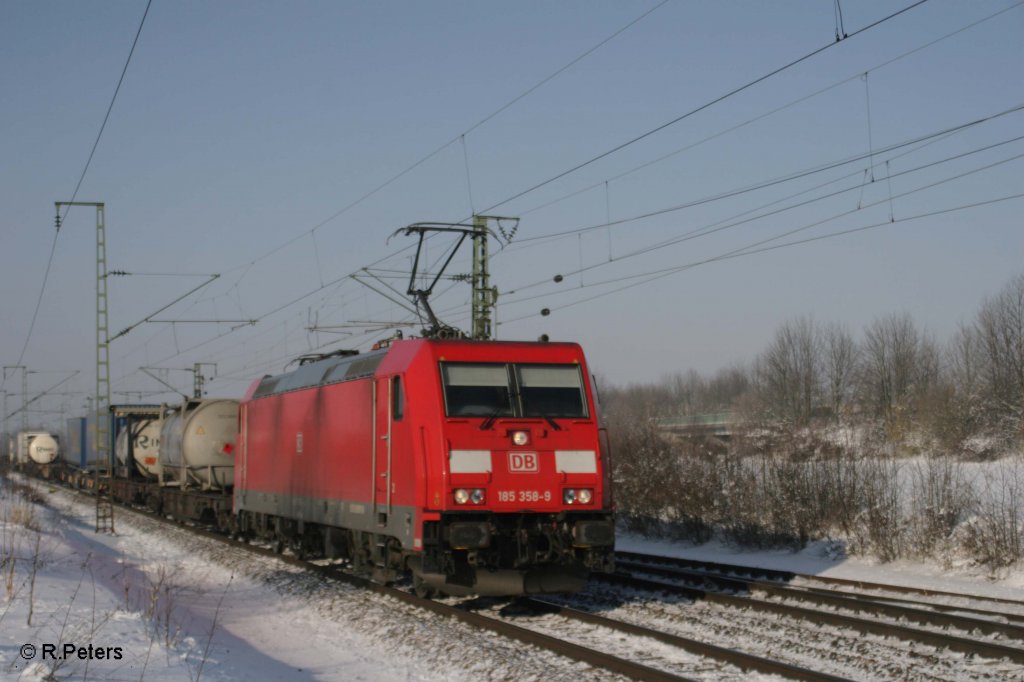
[617,551,1024,608]
[616,558,1024,640]
[596,573,1024,665]
[524,597,851,682]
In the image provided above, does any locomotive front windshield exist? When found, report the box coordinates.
[441,362,588,418]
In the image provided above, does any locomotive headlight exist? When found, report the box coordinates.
[511,430,530,446]
[564,488,593,504]
[454,488,485,505]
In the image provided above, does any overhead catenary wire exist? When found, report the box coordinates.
[498,191,1024,325]
[219,0,671,276]
[509,146,1024,303]
[510,0,1023,221]
[401,3,1024,315]
[476,0,934,216]
[513,102,1024,247]
[114,0,674,389]
[4,0,154,395]
[123,0,951,368]
[102,1,1017,399]
[497,152,1024,319]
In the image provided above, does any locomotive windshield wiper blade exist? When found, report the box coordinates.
[543,415,562,431]
[479,407,506,430]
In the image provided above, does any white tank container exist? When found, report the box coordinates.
[27,433,60,464]
[116,420,162,478]
[158,399,237,489]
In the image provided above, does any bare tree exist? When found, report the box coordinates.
[975,273,1024,430]
[755,317,823,426]
[824,322,858,422]
[859,313,937,424]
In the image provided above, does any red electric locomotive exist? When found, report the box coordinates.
[235,337,615,596]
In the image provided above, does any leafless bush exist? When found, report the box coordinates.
[143,562,186,646]
[958,464,1024,573]
[905,457,976,560]
[848,456,905,561]
[193,575,233,682]
[27,531,40,625]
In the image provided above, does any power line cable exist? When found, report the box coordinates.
[420,3,1023,308]
[5,0,154,393]
[560,133,1024,279]
[146,0,673,382]
[477,0,933,215]
[115,0,950,380]
[515,103,1024,246]
[222,0,670,274]
[498,152,1024,317]
[138,113,1020,384]
[515,0,1024,221]
[63,0,154,217]
[499,191,1024,325]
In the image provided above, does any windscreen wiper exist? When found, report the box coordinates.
[480,407,505,431]
[543,415,562,431]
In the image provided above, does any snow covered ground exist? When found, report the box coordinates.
[0,477,611,682]
[3,473,1023,681]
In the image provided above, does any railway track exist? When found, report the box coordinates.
[615,556,1024,641]
[10,474,836,681]
[607,552,1024,667]
[14,474,1024,680]
[617,550,1024,611]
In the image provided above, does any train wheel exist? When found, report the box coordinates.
[413,574,436,599]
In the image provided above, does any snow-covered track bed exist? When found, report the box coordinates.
[598,565,1024,671]
[548,579,1024,681]
[618,551,1024,614]
[506,596,848,681]
[616,556,1024,642]
[602,569,1024,663]
[17,477,701,681]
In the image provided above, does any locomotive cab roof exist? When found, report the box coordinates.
[246,338,587,401]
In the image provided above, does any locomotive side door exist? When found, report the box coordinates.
[373,376,393,526]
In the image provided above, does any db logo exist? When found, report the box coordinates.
[508,452,538,473]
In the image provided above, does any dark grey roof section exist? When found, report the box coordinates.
[252,350,387,399]
[276,360,333,393]
[252,376,280,399]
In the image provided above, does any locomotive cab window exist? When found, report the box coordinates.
[517,365,587,418]
[441,362,588,419]
[441,364,513,417]
[392,375,404,420]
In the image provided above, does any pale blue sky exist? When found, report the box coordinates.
[2,0,1022,426]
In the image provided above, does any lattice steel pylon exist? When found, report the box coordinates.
[470,215,495,341]
[56,201,114,533]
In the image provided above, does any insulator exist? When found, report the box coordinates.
[553,275,563,283]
